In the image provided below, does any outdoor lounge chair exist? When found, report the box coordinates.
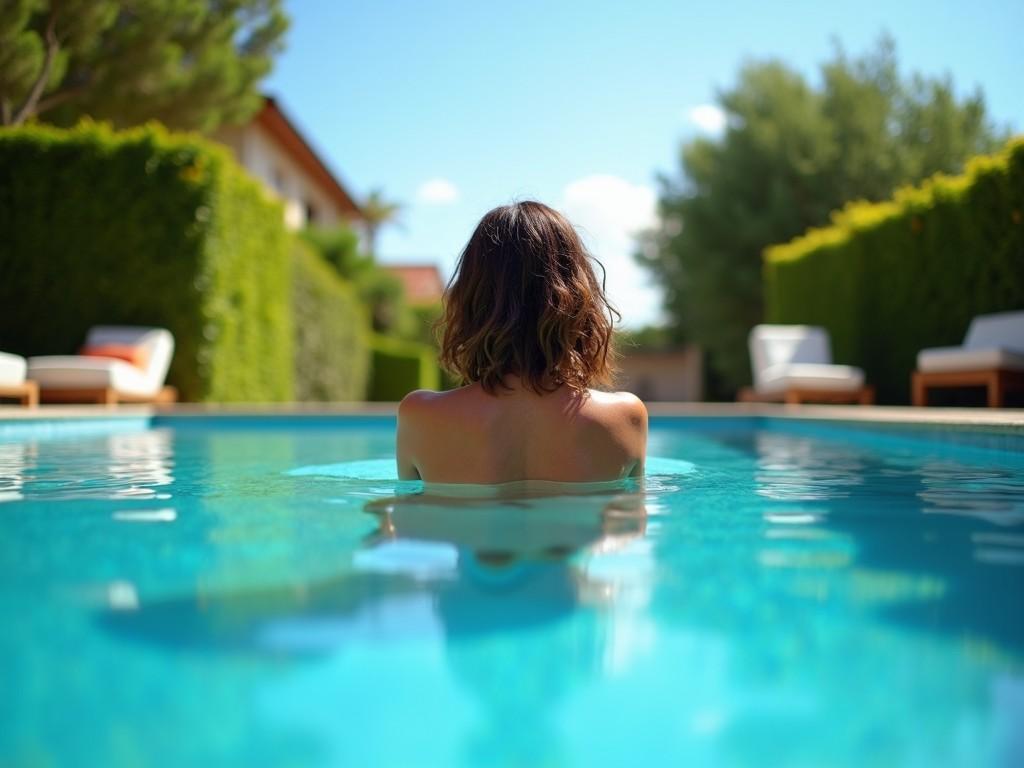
[27,326,177,405]
[912,310,1024,407]
[739,324,874,405]
[0,352,38,407]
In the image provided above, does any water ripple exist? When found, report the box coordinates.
[0,430,174,502]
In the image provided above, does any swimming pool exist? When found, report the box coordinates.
[1,412,1022,767]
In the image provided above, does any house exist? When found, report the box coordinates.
[383,264,446,306]
[214,95,362,230]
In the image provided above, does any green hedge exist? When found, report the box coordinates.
[292,240,371,401]
[367,335,441,401]
[406,301,461,390]
[0,121,292,401]
[764,137,1024,403]
[409,302,443,346]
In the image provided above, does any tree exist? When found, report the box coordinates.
[638,37,1006,396]
[0,0,288,131]
[301,223,411,335]
[359,188,402,260]
[302,222,367,278]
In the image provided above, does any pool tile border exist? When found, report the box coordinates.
[1,401,1022,436]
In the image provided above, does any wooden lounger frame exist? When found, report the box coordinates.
[0,381,39,407]
[912,368,1024,408]
[738,386,875,405]
[39,386,178,406]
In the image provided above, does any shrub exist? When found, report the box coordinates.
[300,224,365,277]
[404,302,463,390]
[764,137,1024,403]
[292,240,371,401]
[0,121,292,401]
[409,303,443,346]
[301,224,415,336]
[367,335,441,401]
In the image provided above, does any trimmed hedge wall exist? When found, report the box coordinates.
[0,122,292,401]
[764,137,1024,403]
[367,335,441,401]
[292,240,371,401]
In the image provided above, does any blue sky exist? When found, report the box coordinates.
[266,0,1023,327]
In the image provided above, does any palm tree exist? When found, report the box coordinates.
[360,188,402,260]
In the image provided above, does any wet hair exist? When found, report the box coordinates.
[439,200,619,395]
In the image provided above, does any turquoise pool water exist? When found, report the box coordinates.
[1,414,1022,767]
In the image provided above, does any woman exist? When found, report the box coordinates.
[397,201,647,483]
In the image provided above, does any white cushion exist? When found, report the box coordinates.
[749,325,835,391]
[964,311,1024,350]
[84,326,174,392]
[26,325,174,397]
[914,311,1024,373]
[0,352,27,387]
[26,356,154,396]
[757,363,865,395]
[917,346,1024,373]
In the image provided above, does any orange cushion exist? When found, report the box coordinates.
[79,344,150,370]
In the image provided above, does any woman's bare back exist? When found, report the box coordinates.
[397,377,647,483]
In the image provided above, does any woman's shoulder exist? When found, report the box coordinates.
[398,387,442,416]
[400,385,646,425]
[587,388,647,410]
[398,385,477,421]
[584,389,648,428]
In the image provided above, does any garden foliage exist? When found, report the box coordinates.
[641,37,1007,395]
[0,121,293,401]
[367,335,441,401]
[301,224,412,335]
[0,0,287,131]
[292,240,371,401]
[301,225,451,398]
[764,137,1024,403]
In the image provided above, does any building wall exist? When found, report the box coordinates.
[616,346,703,402]
[214,124,346,231]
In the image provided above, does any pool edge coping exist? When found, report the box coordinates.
[1,401,1021,431]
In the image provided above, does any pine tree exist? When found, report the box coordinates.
[0,0,288,131]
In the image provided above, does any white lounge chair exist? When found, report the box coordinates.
[28,326,177,405]
[739,324,874,405]
[0,352,37,407]
[913,310,1024,407]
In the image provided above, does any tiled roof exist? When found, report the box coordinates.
[384,264,446,305]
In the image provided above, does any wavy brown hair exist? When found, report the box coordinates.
[439,201,619,395]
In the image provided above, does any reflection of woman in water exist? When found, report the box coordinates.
[100,474,649,764]
[397,201,647,484]
[366,489,648,766]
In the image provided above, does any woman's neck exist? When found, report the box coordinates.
[496,373,560,395]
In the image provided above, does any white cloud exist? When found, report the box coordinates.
[416,178,460,205]
[687,103,727,135]
[559,175,662,329]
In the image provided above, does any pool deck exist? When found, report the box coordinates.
[1,402,1022,431]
